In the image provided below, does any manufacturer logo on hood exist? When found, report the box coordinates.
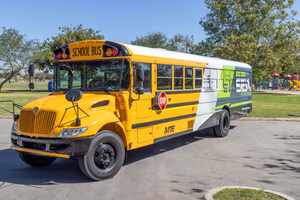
[33,107,39,115]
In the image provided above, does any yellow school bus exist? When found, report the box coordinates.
[11,40,252,180]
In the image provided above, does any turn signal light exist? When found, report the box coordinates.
[117,94,125,103]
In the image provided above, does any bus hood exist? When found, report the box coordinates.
[23,93,116,111]
[17,93,117,137]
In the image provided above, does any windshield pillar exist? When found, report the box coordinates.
[118,59,124,91]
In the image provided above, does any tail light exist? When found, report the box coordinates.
[56,52,62,59]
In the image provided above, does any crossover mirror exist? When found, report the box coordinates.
[65,89,83,102]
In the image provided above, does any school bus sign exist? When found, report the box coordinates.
[69,43,103,60]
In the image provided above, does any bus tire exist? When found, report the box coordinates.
[214,109,231,137]
[78,130,125,181]
[18,152,56,167]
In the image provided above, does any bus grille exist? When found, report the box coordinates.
[19,110,56,134]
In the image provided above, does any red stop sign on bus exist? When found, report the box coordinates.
[155,91,167,110]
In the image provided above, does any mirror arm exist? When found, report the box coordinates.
[131,93,141,102]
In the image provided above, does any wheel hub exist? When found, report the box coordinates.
[94,143,115,169]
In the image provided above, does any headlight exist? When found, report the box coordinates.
[12,123,18,133]
[58,127,88,138]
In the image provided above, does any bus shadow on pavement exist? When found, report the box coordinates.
[125,127,229,165]
[0,149,90,186]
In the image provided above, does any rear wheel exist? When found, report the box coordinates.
[78,131,125,180]
[18,152,56,167]
[214,109,231,137]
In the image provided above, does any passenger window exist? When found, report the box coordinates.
[195,68,202,89]
[185,67,193,89]
[174,66,183,90]
[133,62,152,93]
[157,64,172,90]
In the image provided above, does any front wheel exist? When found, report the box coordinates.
[78,131,125,180]
[18,152,56,167]
[214,109,231,137]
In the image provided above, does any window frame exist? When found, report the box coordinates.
[195,67,203,89]
[174,65,183,90]
[132,62,152,94]
[185,66,193,90]
[157,64,172,91]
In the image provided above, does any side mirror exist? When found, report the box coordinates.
[65,89,83,126]
[135,67,144,82]
[65,89,83,102]
[134,67,144,94]
[29,63,34,77]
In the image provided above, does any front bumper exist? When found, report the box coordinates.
[11,132,93,158]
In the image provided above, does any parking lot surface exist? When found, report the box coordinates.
[0,119,299,200]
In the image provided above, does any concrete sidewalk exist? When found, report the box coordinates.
[254,89,300,95]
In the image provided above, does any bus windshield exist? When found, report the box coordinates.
[53,59,130,91]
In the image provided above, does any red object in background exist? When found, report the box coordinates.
[293,75,298,81]
[272,73,279,77]
[155,91,168,110]
[284,74,292,78]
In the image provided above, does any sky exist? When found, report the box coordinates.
[0,0,299,45]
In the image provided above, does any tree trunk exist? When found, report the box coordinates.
[0,72,16,92]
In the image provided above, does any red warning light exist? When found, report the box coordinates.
[112,48,119,56]
[56,52,62,59]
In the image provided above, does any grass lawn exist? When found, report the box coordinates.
[214,188,284,200]
[0,82,50,116]
[248,93,300,118]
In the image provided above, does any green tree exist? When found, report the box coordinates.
[131,32,195,53]
[198,0,299,80]
[0,27,34,91]
[169,34,195,53]
[214,34,280,82]
[131,32,169,49]
[32,24,104,68]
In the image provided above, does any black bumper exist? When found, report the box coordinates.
[11,132,93,158]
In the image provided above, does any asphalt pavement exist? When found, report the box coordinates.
[0,119,299,200]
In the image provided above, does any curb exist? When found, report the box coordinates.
[236,117,300,122]
[0,116,13,119]
[205,186,295,200]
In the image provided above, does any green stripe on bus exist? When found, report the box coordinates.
[230,100,252,108]
[211,103,230,111]
[211,101,252,111]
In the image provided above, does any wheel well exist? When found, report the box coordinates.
[99,123,127,147]
[223,106,231,116]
